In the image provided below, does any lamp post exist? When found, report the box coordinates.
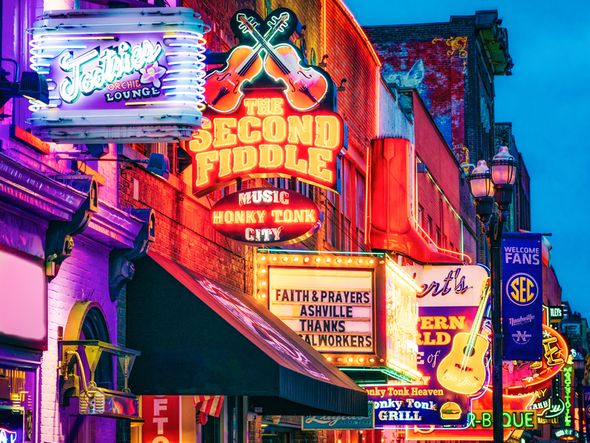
[468,146,517,443]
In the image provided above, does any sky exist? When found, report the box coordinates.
[345,0,590,317]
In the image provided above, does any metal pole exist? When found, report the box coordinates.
[490,217,504,443]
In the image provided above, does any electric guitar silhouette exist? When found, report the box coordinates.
[436,278,491,396]
[236,13,329,111]
[204,13,290,113]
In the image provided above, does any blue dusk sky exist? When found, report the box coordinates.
[345,0,590,317]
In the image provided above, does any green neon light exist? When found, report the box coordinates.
[339,367,414,384]
[257,248,385,257]
[58,40,163,104]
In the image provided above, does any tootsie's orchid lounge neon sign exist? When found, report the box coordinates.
[29,7,208,143]
[58,40,164,104]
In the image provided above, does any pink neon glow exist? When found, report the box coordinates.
[0,250,47,342]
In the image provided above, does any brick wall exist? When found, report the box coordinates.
[365,21,494,260]
[365,24,472,153]
[42,236,117,443]
[184,0,256,52]
[119,166,251,295]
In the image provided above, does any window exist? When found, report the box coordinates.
[426,216,433,237]
[418,205,424,227]
[355,171,366,250]
[325,197,338,248]
[0,362,37,441]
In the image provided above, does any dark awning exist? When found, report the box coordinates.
[126,251,367,416]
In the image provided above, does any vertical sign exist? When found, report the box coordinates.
[502,233,543,360]
[401,265,490,428]
[560,362,575,434]
[142,395,180,443]
[584,387,590,441]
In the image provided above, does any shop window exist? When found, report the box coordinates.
[0,362,37,442]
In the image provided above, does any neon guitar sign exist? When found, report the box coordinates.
[436,278,491,396]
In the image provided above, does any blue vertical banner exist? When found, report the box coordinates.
[501,233,543,360]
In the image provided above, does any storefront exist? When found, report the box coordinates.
[0,152,98,442]
[126,252,367,442]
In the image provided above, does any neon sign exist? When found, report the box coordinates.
[58,40,164,104]
[190,94,343,195]
[204,9,330,114]
[562,361,575,431]
[210,187,321,244]
[192,8,344,196]
[0,428,17,443]
[29,7,208,143]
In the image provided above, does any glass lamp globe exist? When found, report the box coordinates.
[468,160,493,198]
[491,146,516,186]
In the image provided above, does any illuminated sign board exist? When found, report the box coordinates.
[190,94,344,195]
[257,251,420,376]
[142,396,180,443]
[268,266,374,353]
[403,264,490,427]
[583,387,590,441]
[367,384,461,427]
[467,410,536,429]
[559,361,575,437]
[0,407,23,443]
[385,261,418,373]
[405,389,537,440]
[530,381,565,425]
[210,187,321,244]
[191,8,345,196]
[302,403,374,430]
[29,8,208,143]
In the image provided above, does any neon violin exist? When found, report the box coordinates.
[236,13,329,112]
[204,13,290,113]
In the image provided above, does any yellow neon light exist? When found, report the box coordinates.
[189,97,343,192]
[385,257,422,293]
[321,0,327,57]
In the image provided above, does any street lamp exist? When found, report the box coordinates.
[468,146,517,443]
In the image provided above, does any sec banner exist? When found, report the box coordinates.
[501,233,543,360]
